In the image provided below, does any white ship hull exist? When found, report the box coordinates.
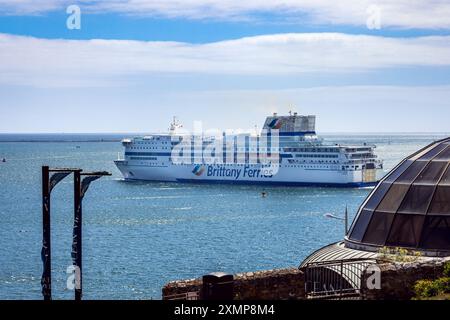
[114,161,380,187]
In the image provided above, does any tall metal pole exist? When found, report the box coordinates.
[73,170,82,301]
[41,166,51,301]
[344,206,349,235]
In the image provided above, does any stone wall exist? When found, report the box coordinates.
[361,257,450,300]
[163,257,450,300]
[162,268,306,300]
[162,277,203,300]
[233,269,305,300]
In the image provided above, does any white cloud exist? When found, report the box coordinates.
[1,32,450,87]
[0,0,450,29]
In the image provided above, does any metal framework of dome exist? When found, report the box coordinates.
[345,137,450,256]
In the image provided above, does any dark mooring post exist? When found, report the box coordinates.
[41,166,74,301]
[41,166,51,301]
[72,171,111,301]
[73,169,82,301]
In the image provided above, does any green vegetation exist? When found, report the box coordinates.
[377,246,422,263]
[413,262,450,300]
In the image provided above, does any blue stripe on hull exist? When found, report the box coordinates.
[174,178,378,188]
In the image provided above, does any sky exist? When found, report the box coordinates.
[0,0,450,133]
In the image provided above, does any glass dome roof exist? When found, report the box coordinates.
[346,138,450,256]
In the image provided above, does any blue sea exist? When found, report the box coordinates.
[0,133,448,300]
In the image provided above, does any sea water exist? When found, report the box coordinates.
[0,133,448,299]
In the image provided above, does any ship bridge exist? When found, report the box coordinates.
[263,112,316,135]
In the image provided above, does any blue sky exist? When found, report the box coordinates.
[0,1,450,133]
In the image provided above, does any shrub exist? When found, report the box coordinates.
[444,262,450,277]
[434,277,450,294]
[414,280,439,299]
[413,263,450,299]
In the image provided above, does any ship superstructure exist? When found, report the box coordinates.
[114,113,383,187]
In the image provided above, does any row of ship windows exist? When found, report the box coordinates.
[129,147,170,150]
[129,146,283,152]
[349,154,376,159]
[285,148,340,153]
[295,154,339,158]
[128,161,355,170]
[285,165,334,169]
[346,148,372,152]
[131,142,369,154]
[289,160,361,169]
[128,156,341,165]
[127,159,355,168]
[128,147,286,154]
[285,165,361,170]
[128,148,285,152]
[289,160,340,164]
[130,157,158,160]
[135,140,170,144]
[129,146,349,155]
[128,161,362,171]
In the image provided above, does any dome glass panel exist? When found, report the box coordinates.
[397,185,435,214]
[440,166,450,185]
[347,137,450,256]
[363,182,391,211]
[429,186,450,214]
[434,145,450,161]
[395,161,427,183]
[376,183,410,213]
[350,209,373,242]
[383,160,413,183]
[415,161,447,184]
[419,143,448,160]
[386,214,425,247]
[362,211,394,245]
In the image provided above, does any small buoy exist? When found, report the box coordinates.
[261,192,267,198]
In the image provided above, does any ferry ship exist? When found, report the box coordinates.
[114,113,383,187]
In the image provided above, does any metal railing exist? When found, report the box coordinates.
[304,258,376,300]
[163,291,200,301]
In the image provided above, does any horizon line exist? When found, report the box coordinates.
[0,132,449,135]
